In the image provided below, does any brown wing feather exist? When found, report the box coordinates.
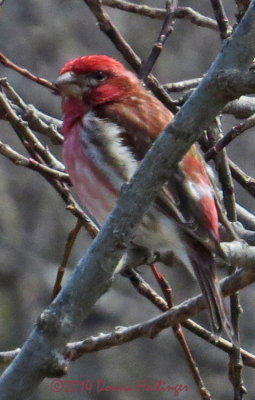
[96,90,221,250]
[95,87,172,159]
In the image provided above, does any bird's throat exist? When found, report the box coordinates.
[62,97,89,136]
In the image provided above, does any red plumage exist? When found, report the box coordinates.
[56,55,232,339]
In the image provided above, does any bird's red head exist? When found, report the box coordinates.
[60,55,125,76]
[55,55,140,106]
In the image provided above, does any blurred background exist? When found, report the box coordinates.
[0,1,255,398]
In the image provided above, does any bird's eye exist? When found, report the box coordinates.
[92,71,108,81]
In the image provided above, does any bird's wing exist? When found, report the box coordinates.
[95,93,220,252]
[157,154,220,254]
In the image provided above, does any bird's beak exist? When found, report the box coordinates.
[54,72,83,97]
[54,72,77,87]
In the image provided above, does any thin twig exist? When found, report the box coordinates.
[0,79,63,145]
[207,118,237,221]
[230,160,255,198]
[0,91,64,170]
[210,0,233,39]
[183,319,254,366]
[49,179,99,239]
[51,219,83,300]
[236,203,255,231]
[200,131,255,203]
[0,140,69,182]
[122,267,255,369]
[228,290,247,399]
[21,105,63,145]
[164,77,202,92]
[123,269,169,311]
[174,7,217,30]
[0,52,58,92]
[139,0,178,80]
[205,113,255,160]
[150,265,211,400]
[201,124,238,243]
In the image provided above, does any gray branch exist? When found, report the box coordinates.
[66,264,255,357]
[2,245,255,367]
[1,1,255,399]
[237,203,255,231]
[223,96,255,118]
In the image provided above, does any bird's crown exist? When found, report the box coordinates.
[60,55,126,76]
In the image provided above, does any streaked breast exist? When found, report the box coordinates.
[63,112,137,225]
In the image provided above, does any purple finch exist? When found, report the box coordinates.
[55,55,231,339]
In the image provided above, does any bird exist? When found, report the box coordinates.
[55,54,232,339]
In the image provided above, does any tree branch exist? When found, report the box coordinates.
[205,113,255,160]
[2,264,255,369]
[103,1,218,31]
[0,52,57,92]
[0,140,69,181]
[210,0,232,39]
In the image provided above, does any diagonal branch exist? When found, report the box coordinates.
[230,160,255,199]
[205,113,255,160]
[210,0,233,39]
[150,265,211,399]
[139,0,178,80]
[0,140,69,181]
[0,52,58,92]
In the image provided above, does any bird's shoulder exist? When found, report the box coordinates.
[94,89,172,160]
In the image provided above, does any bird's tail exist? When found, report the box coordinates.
[189,243,233,342]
